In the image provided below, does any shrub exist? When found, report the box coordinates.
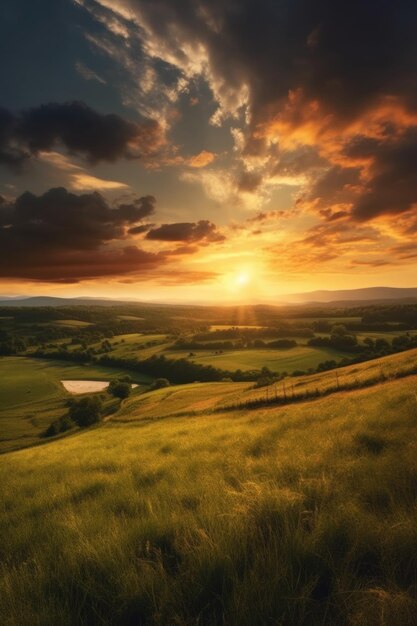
[44,415,75,437]
[69,396,103,427]
[152,378,170,389]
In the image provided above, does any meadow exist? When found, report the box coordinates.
[164,345,349,373]
[0,357,151,452]
[1,371,417,625]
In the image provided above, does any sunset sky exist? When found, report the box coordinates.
[1,0,416,302]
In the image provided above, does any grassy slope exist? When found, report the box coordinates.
[114,348,417,419]
[117,381,251,421]
[0,357,152,452]
[1,369,417,625]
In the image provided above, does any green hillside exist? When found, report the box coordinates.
[0,357,152,452]
[1,357,417,625]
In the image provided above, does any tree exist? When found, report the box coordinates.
[331,324,348,337]
[108,379,132,399]
[69,396,103,427]
[255,366,276,388]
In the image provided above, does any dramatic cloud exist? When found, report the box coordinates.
[0,187,155,248]
[348,129,417,221]
[1,0,417,293]
[96,0,416,132]
[0,101,163,167]
[146,220,225,243]
[0,187,160,281]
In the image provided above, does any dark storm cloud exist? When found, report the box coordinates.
[106,0,417,226]
[347,129,417,221]
[0,246,166,283]
[146,220,225,243]
[128,223,153,235]
[0,101,162,167]
[0,187,155,248]
[118,0,417,129]
[305,128,417,223]
[0,187,161,281]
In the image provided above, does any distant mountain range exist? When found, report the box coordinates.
[285,286,417,304]
[0,296,134,307]
[1,287,417,308]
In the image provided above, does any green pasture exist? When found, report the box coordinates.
[165,345,349,373]
[0,357,151,452]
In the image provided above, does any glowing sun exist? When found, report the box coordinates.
[235,271,251,286]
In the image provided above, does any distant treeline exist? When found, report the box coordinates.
[31,349,257,383]
[170,338,298,351]
[29,331,417,384]
[192,327,313,340]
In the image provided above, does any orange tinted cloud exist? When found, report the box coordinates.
[186,150,216,168]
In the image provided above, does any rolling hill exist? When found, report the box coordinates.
[1,350,417,625]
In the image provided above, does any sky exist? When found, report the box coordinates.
[0,0,416,303]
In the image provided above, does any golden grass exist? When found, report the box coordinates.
[1,373,417,624]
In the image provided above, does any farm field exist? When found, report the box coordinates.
[1,371,417,625]
[0,357,152,453]
[164,345,350,373]
[104,333,169,359]
[53,319,92,327]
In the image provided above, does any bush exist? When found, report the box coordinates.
[108,380,132,400]
[254,376,275,388]
[69,396,103,427]
[44,415,75,437]
[152,378,170,389]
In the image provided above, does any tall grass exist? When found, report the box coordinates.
[1,376,417,624]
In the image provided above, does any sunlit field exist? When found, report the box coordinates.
[1,373,417,625]
[164,345,350,372]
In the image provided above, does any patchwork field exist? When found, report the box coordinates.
[1,373,417,625]
[88,332,353,373]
